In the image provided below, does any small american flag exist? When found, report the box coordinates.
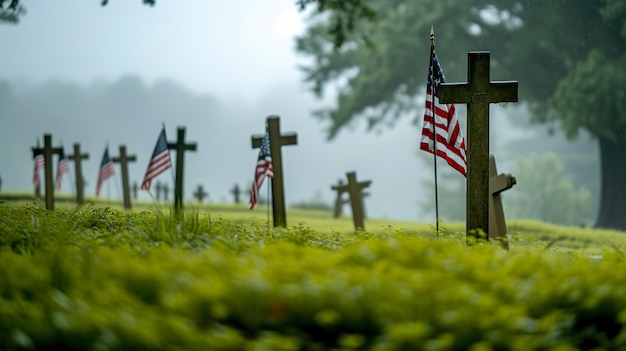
[33,154,44,188]
[419,32,467,176]
[55,147,70,190]
[96,145,115,196]
[141,127,172,190]
[249,128,274,209]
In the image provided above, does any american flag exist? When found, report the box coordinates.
[141,127,172,190]
[33,153,44,188]
[249,128,274,209]
[96,145,115,196]
[419,33,467,176]
[55,147,70,190]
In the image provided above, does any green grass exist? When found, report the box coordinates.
[1,200,626,350]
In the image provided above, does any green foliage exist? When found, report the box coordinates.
[503,153,592,226]
[2,203,626,349]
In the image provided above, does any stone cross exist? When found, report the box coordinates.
[155,181,163,200]
[251,116,298,227]
[193,184,208,202]
[333,171,372,230]
[489,154,516,249]
[230,183,241,204]
[132,181,138,200]
[112,145,137,210]
[438,51,518,241]
[167,127,197,214]
[68,143,89,204]
[32,134,63,210]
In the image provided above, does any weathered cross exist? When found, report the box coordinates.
[132,181,138,200]
[489,154,516,249]
[230,183,241,204]
[331,179,349,218]
[163,183,170,201]
[251,115,298,227]
[68,143,90,204]
[438,51,518,241]
[32,134,63,210]
[333,171,372,230]
[193,184,208,203]
[31,138,42,198]
[167,127,197,214]
[155,181,163,201]
[112,145,137,210]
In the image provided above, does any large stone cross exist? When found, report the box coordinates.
[32,134,63,210]
[167,127,197,214]
[68,143,89,204]
[438,51,518,240]
[193,184,208,203]
[489,154,516,249]
[251,115,298,227]
[112,145,137,210]
[333,172,372,230]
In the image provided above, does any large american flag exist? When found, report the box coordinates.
[96,145,115,196]
[141,127,172,190]
[33,153,44,188]
[249,128,274,209]
[55,147,70,190]
[419,37,467,176]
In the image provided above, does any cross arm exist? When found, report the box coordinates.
[251,134,265,148]
[281,132,298,146]
[490,174,516,195]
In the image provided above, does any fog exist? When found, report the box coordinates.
[0,1,523,222]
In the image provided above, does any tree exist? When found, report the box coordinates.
[296,0,626,231]
[503,153,592,226]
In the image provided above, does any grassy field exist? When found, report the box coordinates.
[1,198,626,350]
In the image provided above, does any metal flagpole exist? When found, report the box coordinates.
[430,25,440,239]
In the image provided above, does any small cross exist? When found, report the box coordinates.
[193,184,208,203]
[167,127,197,214]
[112,145,137,210]
[31,138,42,198]
[163,183,170,201]
[32,134,63,210]
[489,154,516,249]
[331,179,348,218]
[333,171,372,230]
[155,181,162,201]
[438,51,518,241]
[251,116,298,227]
[132,181,138,200]
[68,143,90,204]
[230,183,241,204]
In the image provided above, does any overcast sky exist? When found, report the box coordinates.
[0,1,478,222]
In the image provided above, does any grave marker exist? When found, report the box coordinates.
[32,134,63,210]
[168,127,197,214]
[132,182,138,200]
[251,116,298,227]
[438,51,518,240]
[31,139,43,198]
[163,183,170,201]
[331,179,349,218]
[333,172,372,230]
[193,184,208,202]
[489,154,516,249]
[231,183,241,204]
[112,145,137,210]
[155,181,162,201]
[68,143,89,204]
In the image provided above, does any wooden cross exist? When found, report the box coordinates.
[489,154,516,249]
[68,143,89,204]
[438,51,518,241]
[230,183,241,204]
[155,181,162,200]
[193,184,208,202]
[111,145,137,210]
[32,134,63,210]
[251,115,298,227]
[132,181,138,200]
[331,179,348,218]
[333,171,372,230]
[31,138,42,198]
[167,127,197,214]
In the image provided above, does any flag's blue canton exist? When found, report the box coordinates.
[152,129,168,157]
[101,147,111,166]
[258,133,271,161]
[427,54,447,97]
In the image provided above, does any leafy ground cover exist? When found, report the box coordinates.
[1,201,626,350]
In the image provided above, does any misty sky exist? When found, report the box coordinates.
[0,1,522,222]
